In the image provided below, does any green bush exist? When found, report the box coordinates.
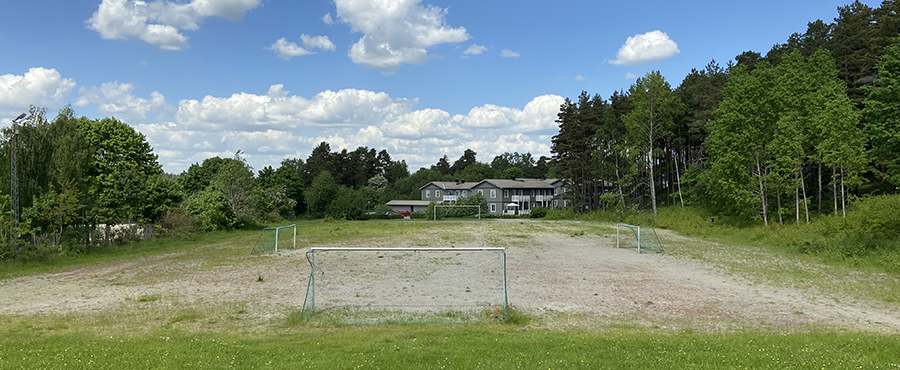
[410,212,427,219]
[325,187,365,220]
[543,209,576,220]
[529,207,548,218]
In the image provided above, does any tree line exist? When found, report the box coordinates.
[0,107,552,259]
[551,0,900,223]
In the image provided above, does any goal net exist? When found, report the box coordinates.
[250,224,296,254]
[616,223,664,254]
[433,205,482,220]
[301,247,508,323]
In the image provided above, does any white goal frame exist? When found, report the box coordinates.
[264,224,296,253]
[616,223,640,253]
[433,205,482,220]
[303,247,508,317]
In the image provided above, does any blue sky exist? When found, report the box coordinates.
[0,0,880,174]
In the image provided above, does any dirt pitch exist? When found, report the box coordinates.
[1,220,898,333]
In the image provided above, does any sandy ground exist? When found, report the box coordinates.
[1,221,898,333]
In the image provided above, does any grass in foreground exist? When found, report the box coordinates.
[0,327,897,369]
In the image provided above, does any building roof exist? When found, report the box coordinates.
[420,178,565,191]
[478,179,555,189]
[386,200,433,207]
[419,181,478,190]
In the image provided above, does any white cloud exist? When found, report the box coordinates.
[463,44,487,55]
[267,35,335,60]
[321,13,333,25]
[135,84,563,173]
[609,30,680,66]
[625,72,637,79]
[335,0,469,72]
[86,0,262,50]
[74,81,171,122]
[173,85,416,132]
[501,49,520,58]
[301,34,336,51]
[0,68,76,112]
[574,74,584,81]
[266,38,314,60]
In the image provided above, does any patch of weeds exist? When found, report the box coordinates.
[256,274,264,283]
[137,294,160,303]
[169,313,201,324]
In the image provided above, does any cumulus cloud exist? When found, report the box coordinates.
[266,38,313,60]
[74,81,171,122]
[463,44,488,55]
[135,84,564,173]
[267,35,335,60]
[609,30,680,66]
[86,0,262,50]
[625,72,637,79]
[335,0,469,72]
[0,68,76,112]
[574,74,584,81]
[172,85,416,132]
[321,13,333,25]
[300,34,336,51]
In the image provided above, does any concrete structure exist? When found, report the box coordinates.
[386,200,431,213]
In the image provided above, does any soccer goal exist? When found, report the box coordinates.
[301,247,509,322]
[616,223,664,254]
[250,224,296,254]
[433,205,482,220]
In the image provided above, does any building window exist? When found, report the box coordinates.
[504,190,509,198]
[425,190,430,198]
[554,187,559,195]
[490,189,496,199]
[462,190,467,197]
[478,189,483,196]
[455,190,460,196]
[490,203,497,212]
[553,200,558,208]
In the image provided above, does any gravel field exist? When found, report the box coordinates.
[1,220,897,333]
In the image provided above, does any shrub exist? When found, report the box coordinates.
[544,209,576,220]
[409,212,427,219]
[529,207,548,218]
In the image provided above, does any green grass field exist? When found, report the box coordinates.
[1,219,899,369]
[2,327,898,369]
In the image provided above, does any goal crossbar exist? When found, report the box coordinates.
[433,205,482,220]
[303,247,509,320]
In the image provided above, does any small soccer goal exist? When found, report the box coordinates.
[250,224,296,254]
[433,205,482,220]
[301,247,509,323]
[616,223,664,254]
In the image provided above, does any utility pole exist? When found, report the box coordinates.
[10,113,25,252]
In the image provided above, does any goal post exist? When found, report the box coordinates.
[250,224,296,254]
[433,205,482,220]
[301,247,509,321]
[616,223,664,254]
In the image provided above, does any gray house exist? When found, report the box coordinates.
[417,178,568,215]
